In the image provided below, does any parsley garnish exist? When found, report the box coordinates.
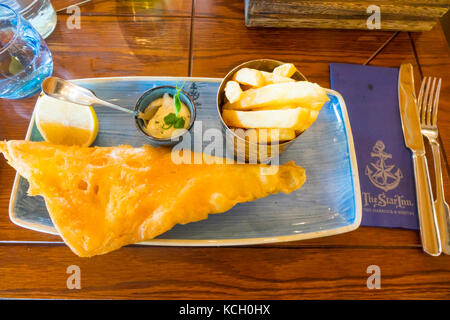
[174,117,186,129]
[163,113,185,129]
[174,84,183,117]
[162,83,186,130]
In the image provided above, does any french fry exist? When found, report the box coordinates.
[273,63,297,78]
[233,68,265,87]
[224,81,243,103]
[231,128,296,143]
[248,107,319,132]
[261,71,295,85]
[223,82,329,111]
[222,107,311,130]
[232,68,294,86]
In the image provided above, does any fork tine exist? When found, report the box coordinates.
[422,77,431,125]
[427,77,437,126]
[418,77,427,121]
[431,78,442,127]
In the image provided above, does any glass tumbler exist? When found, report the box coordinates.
[0,4,53,99]
[2,0,57,39]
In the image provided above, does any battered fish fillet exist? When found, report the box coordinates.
[0,140,306,257]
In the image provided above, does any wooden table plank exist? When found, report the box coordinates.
[367,32,418,69]
[195,0,244,19]
[55,0,193,17]
[47,16,191,78]
[190,17,395,85]
[52,0,91,12]
[0,244,448,299]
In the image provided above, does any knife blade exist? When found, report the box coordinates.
[398,63,441,256]
[398,64,425,151]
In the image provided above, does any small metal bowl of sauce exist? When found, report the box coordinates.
[134,85,196,147]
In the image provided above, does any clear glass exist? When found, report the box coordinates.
[2,0,57,39]
[0,4,53,99]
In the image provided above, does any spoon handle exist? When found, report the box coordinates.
[91,98,136,115]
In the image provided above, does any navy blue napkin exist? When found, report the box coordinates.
[330,63,419,230]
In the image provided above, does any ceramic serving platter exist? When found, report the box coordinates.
[9,77,361,246]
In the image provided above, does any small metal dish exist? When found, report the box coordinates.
[134,85,196,147]
[216,59,307,162]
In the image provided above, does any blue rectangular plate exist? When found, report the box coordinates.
[9,77,361,246]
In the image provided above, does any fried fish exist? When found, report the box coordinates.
[0,140,306,257]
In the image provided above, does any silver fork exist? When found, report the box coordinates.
[418,76,450,255]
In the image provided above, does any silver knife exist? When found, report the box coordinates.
[398,63,441,256]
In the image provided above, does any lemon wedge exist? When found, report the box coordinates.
[35,94,99,147]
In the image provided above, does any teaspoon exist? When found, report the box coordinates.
[41,76,136,115]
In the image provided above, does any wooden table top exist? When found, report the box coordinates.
[0,0,449,299]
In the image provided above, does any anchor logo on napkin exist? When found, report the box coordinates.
[365,140,403,192]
